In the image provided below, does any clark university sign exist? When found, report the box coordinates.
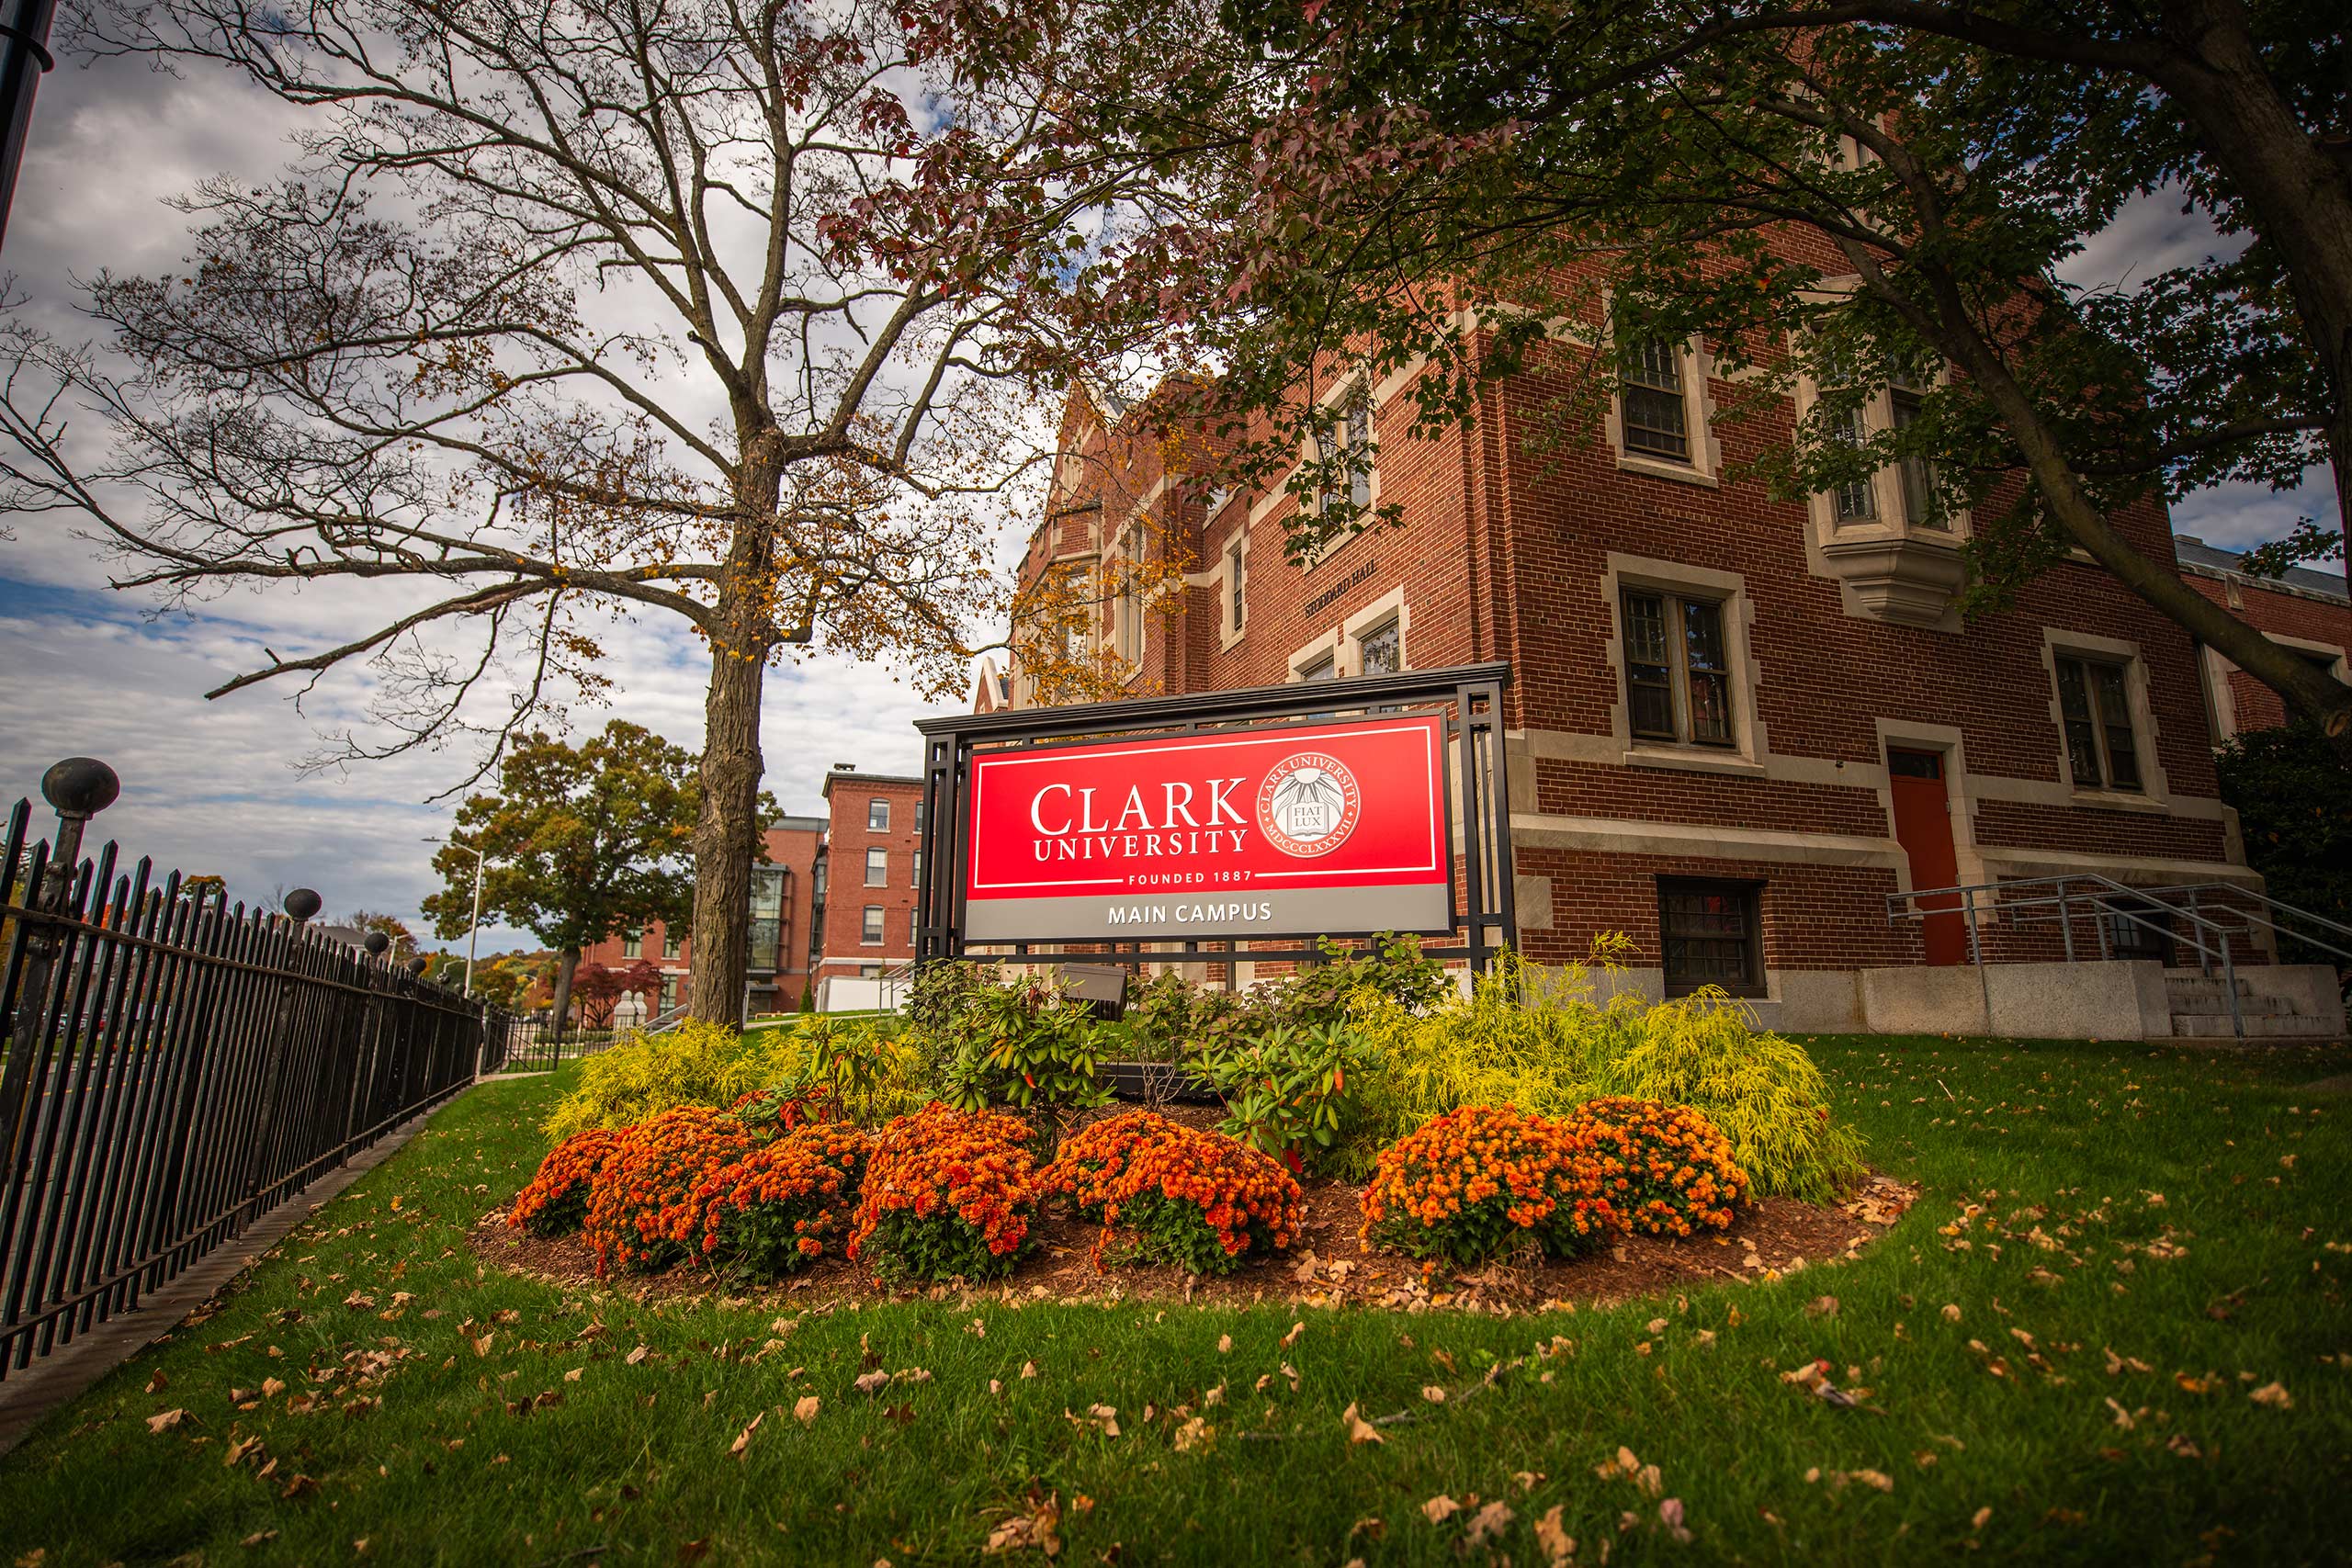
[961,712,1453,943]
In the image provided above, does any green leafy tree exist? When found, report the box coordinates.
[2214,725,2352,965]
[422,721,703,1030]
[998,0,2352,749]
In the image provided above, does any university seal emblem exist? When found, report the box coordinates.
[1255,751,1363,858]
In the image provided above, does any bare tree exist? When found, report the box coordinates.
[0,0,1159,1019]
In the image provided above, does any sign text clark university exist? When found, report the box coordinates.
[962,713,1453,942]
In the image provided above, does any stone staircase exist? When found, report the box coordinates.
[2165,971,2346,1039]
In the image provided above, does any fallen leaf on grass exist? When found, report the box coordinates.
[1217,1335,1232,1354]
[1535,1506,1574,1563]
[279,1474,319,1500]
[854,1370,891,1396]
[261,1378,285,1398]
[1660,1497,1693,1544]
[1065,1404,1120,1438]
[242,1529,278,1547]
[1280,1321,1305,1348]
[1805,1296,1839,1317]
[1971,1506,1992,1531]
[1341,1403,1383,1444]
[1171,1416,1209,1452]
[730,1413,763,1458]
[793,1396,820,1425]
[1421,1496,1462,1525]
[1020,1361,1037,1380]
[146,1409,185,1434]
[143,1370,167,1393]
[2250,1382,2293,1409]
[626,1345,650,1366]
[1420,1385,1446,1404]
[1464,1500,1514,1546]
[983,1493,1061,1557]
[224,1435,265,1468]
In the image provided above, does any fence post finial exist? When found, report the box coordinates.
[283,888,322,922]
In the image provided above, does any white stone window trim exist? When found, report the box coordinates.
[1216,524,1252,652]
[1344,585,1410,675]
[1285,624,1346,683]
[1600,553,1769,775]
[1790,346,1971,547]
[2037,627,2174,811]
[2199,632,2346,745]
[1600,314,1723,488]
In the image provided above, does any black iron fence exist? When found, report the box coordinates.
[0,760,510,1376]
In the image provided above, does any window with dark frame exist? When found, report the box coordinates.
[865,847,888,886]
[867,797,889,830]
[1619,340,1690,461]
[1359,617,1402,676]
[1319,397,1374,514]
[1621,590,1735,746]
[1227,538,1247,632]
[2053,654,2143,792]
[1299,649,1338,682]
[1887,364,1944,529]
[860,905,885,943]
[1657,879,1764,997]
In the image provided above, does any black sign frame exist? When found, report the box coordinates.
[913,661,1516,976]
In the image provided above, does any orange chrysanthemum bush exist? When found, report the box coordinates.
[583,1105,758,1277]
[510,1127,624,1238]
[1043,1110,1303,1276]
[1359,1104,1623,1265]
[692,1122,873,1280]
[1560,1096,1751,1238]
[847,1103,1040,1283]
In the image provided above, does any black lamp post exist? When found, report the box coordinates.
[0,0,56,252]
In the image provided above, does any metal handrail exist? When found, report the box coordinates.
[1882,872,2250,1037]
[2133,883,2352,967]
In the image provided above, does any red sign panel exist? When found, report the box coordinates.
[963,712,1453,942]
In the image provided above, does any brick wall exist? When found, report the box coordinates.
[816,773,926,984]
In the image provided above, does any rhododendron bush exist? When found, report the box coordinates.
[583,1106,758,1277]
[694,1123,873,1279]
[1359,1104,1623,1264]
[1564,1096,1750,1237]
[509,1128,623,1238]
[847,1103,1040,1282]
[1042,1110,1302,1275]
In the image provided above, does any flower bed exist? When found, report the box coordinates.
[847,1102,1040,1282]
[1564,1095,1750,1237]
[509,1127,624,1237]
[693,1122,872,1278]
[1042,1110,1302,1274]
[582,1106,759,1277]
[1358,1103,1622,1264]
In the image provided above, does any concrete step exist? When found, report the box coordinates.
[2165,976,2311,1018]
[2168,1011,2339,1039]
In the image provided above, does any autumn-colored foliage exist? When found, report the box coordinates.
[847,1103,1039,1282]
[1043,1110,1303,1275]
[693,1122,874,1279]
[1563,1096,1750,1237]
[1359,1104,1621,1264]
[583,1106,758,1277]
[731,1083,837,1139]
[509,1128,624,1238]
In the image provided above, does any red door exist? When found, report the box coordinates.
[1888,749,1967,964]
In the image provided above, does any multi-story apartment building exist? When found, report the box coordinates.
[811,767,926,992]
[2174,535,2350,745]
[995,345,2346,1037]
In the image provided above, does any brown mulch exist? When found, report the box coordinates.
[471,1108,1918,1314]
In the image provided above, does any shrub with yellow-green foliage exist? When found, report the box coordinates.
[1345,939,1864,1201]
[542,1015,925,1145]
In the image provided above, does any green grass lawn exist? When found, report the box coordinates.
[4,1035,2347,1565]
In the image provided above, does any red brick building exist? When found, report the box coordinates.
[995,348,2346,1037]
[576,815,827,1020]
[2173,535,2350,744]
[812,767,927,995]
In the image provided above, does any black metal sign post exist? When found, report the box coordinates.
[914,661,1515,976]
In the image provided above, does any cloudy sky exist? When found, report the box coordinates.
[0,49,2338,953]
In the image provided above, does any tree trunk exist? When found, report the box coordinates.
[549,946,580,1041]
[687,435,782,1026]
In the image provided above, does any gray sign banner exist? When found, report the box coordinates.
[962,883,1454,943]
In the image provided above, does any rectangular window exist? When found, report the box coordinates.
[1115,560,1141,662]
[812,861,827,898]
[910,908,921,944]
[1299,649,1338,682]
[659,975,678,1010]
[623,928,644,959]
[1358,617,1402,676]
[748,868,784,973]
[861,906,885,944]
[2053,654,2143,792]
[860,964,882,979]
[1887,368,1942,528]
[1227,540,1247,632]
[865,847,888,886]
[1830,404,1875,523]
[867,798,889,831]
[1658,879,1764,997]
[911,849,922,889]
[1320,398,1373,513]
[1620,341,1690,461]
[662,930,682,961]
[1621,590,1734,747]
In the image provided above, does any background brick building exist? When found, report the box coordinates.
[812,767,926,993]
[2173,535,2350,744]
[997,341,2346,1037]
